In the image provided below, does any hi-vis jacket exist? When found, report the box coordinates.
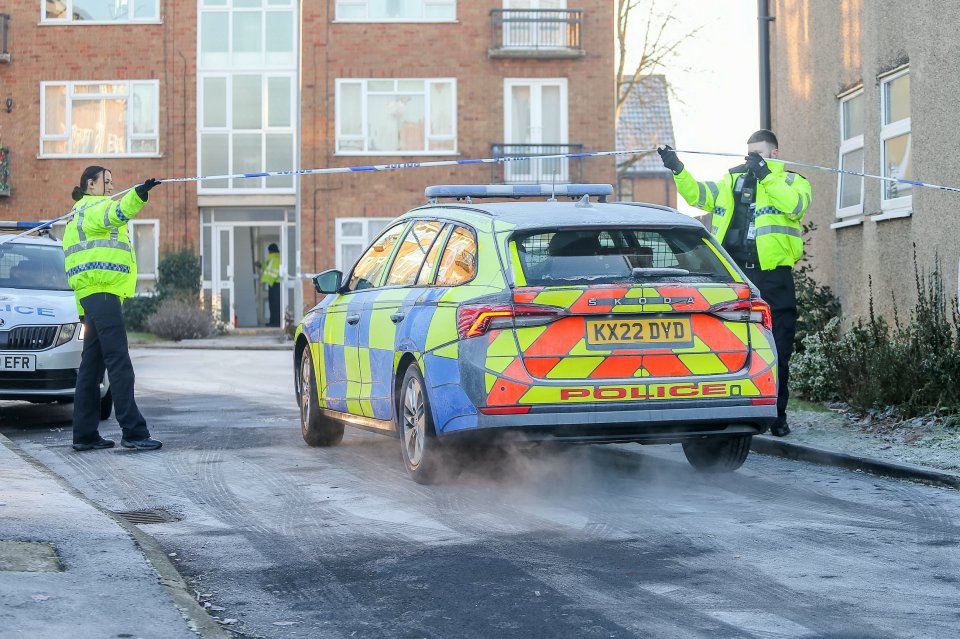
[260,253,281,286]
[673,160,812,270]
[62,190,146,312]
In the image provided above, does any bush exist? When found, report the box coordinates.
[791,251,960,416]
[156,249,201,301]
[793,221,841,353]
[145,298,215,341]
[122,295,160,331]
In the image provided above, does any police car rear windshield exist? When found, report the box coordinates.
[0,244,71,291]
[513,227,734,286]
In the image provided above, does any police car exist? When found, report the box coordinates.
[293,185,778,483]
[0,223,112,419]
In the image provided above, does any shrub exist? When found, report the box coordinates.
[793,221,841,354]
[145,298,215,341]
[155,249,201,301]
[791,251,960,416]
[122,295,160,331]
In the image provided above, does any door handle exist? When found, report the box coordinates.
[346,314,361,325]
[390,312,405,324]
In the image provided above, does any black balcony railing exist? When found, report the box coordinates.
[491,144,584,184]
[489,9,583,57]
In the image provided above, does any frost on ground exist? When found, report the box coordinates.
[785,400,960,472]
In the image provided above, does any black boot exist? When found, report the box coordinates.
[770,417,790,437]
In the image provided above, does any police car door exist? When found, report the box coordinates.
[336,221,409,417]
[364,220,447,421]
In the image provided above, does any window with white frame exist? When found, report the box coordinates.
[336,0,456,21]
[880,68,911,213]
[336,79,456,155]
[198,0,297,193]
[836,88,864,219]
[40,81,159,157]
[335,217,394,273]
[129,219,159,295]
[43,0,160,23]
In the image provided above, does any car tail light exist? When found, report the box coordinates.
[456,303,565,339]
[709,299,773,330]
[478,406,532,415]
[751,398,777,405]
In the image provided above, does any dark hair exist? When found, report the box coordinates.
[747,129,779,148]
[268,243,280,253]
[71,165,108,202]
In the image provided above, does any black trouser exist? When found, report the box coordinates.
[73,292,150,444]
[268,283,280,327]
[741,266,796,420]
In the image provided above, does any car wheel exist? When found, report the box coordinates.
[398,365,444,484]
[298,346,344,447]
[682,435,752,472]
[99,389,113,421]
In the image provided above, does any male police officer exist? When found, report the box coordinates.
[64,166,163,451]
[260,243,281,327]
[658,130,811,437]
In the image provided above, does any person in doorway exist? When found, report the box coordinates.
[64,165,163,451]
[261,243,281,327]
[657,130,811,437]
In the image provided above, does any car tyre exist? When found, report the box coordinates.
[298,347,344,447]
[398,365,445,484]
[99,389,113,421]
[682,435,751,472]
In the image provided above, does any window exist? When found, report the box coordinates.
[346,222,408,291]
[0,243,70,291]
[385,220,444,286]
[434,226,477,286]
[336,79,456,155]
[836,89,864,219]
[130,219,159,295]
[198,73,296,191]
[43,0,159,23]
[336,0,456,21]
[40,81,159,157]
[504,78,568,182]
[198,0,297,193]
[880,68,911,214]
[336,217,394,272]
[416,224,450,285]
[618,177,634,202]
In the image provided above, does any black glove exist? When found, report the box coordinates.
[657,145,684,175]
[744,152,771,181]
[135,178,161,201]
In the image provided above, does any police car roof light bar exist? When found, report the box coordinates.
[0,221,54,236]
[425,184,613,203]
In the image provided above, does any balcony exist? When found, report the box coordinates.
[0,13,10,63]
[491,144,584,184]
[489,9,584,59]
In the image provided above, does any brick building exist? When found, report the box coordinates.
[0,1,614,328]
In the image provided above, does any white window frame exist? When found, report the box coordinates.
[197,72,298,194]
[129,219,160,296]
[503,77,569,182]
[335,217,394,272]
[39,80,160,158]
[40,0,161,24]
[878,67,912,218]
[335,78,457,156]
[835,87,864,221]
[335,0,456,22]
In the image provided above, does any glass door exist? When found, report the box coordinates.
[213,225,235,327]
[504,78,568,183]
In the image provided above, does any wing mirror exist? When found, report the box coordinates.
[313,269,343,294]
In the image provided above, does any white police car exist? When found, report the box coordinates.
[0,223,112,418]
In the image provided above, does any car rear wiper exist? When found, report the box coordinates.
[631,267,690,278]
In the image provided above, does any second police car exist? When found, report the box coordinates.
[0,223,112,418]
[293,185,778,483]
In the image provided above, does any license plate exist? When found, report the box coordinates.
[586,318,693,347]
[0,354,36,371]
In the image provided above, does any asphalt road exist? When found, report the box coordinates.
[3,349,959,639]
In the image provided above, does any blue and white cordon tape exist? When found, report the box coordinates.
[3,146,958,244]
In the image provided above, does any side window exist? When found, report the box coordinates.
[346,222,407,291]
[415,224,450,286]
[385,220,444,287]
[434,226,477,287]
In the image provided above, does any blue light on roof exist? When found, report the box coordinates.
[425,184,613,201]
[0,221,53,231]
